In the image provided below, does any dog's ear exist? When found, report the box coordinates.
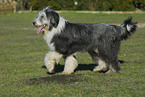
[45,9,59,28]
[43,6,52,11]
[50,12,59,28]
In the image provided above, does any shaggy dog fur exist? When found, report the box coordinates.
[33,7,137,74]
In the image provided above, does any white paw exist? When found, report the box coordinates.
[45,60,55,73]
[105,70,116,74]
[93,65,107,72]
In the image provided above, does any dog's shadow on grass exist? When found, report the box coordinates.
[42,60,125,74]
[26,60,125,85]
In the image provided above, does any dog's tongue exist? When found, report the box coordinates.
[37,25,45,34]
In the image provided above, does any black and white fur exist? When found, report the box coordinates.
[33,7,137,74]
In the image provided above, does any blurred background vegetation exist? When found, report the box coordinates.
[0,0,145,12]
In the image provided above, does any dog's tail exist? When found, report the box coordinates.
[120,17,137,40]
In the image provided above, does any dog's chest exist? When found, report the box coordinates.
[43,30,55,51]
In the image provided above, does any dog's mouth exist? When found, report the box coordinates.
[37,25,47,34]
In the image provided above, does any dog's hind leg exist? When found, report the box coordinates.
[97,52,120,73]
[106,60,120,74]
[88,49,108,72]
[88,50,99,64]
[99,49,120,73]
[62,55,78,74]
[93,58,108,72]
[44,51,63,73]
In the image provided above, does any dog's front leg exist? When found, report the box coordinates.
[62,55,78,74]
[44,51,62,73]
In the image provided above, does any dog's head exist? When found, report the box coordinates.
[33,6,59,34]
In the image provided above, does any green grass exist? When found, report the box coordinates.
[0,12,145,97]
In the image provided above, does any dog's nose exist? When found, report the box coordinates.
[33,21,36,25]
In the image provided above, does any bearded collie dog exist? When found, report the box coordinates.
[33,6,137,74]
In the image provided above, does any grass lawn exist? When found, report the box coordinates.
[0,12,145,96]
